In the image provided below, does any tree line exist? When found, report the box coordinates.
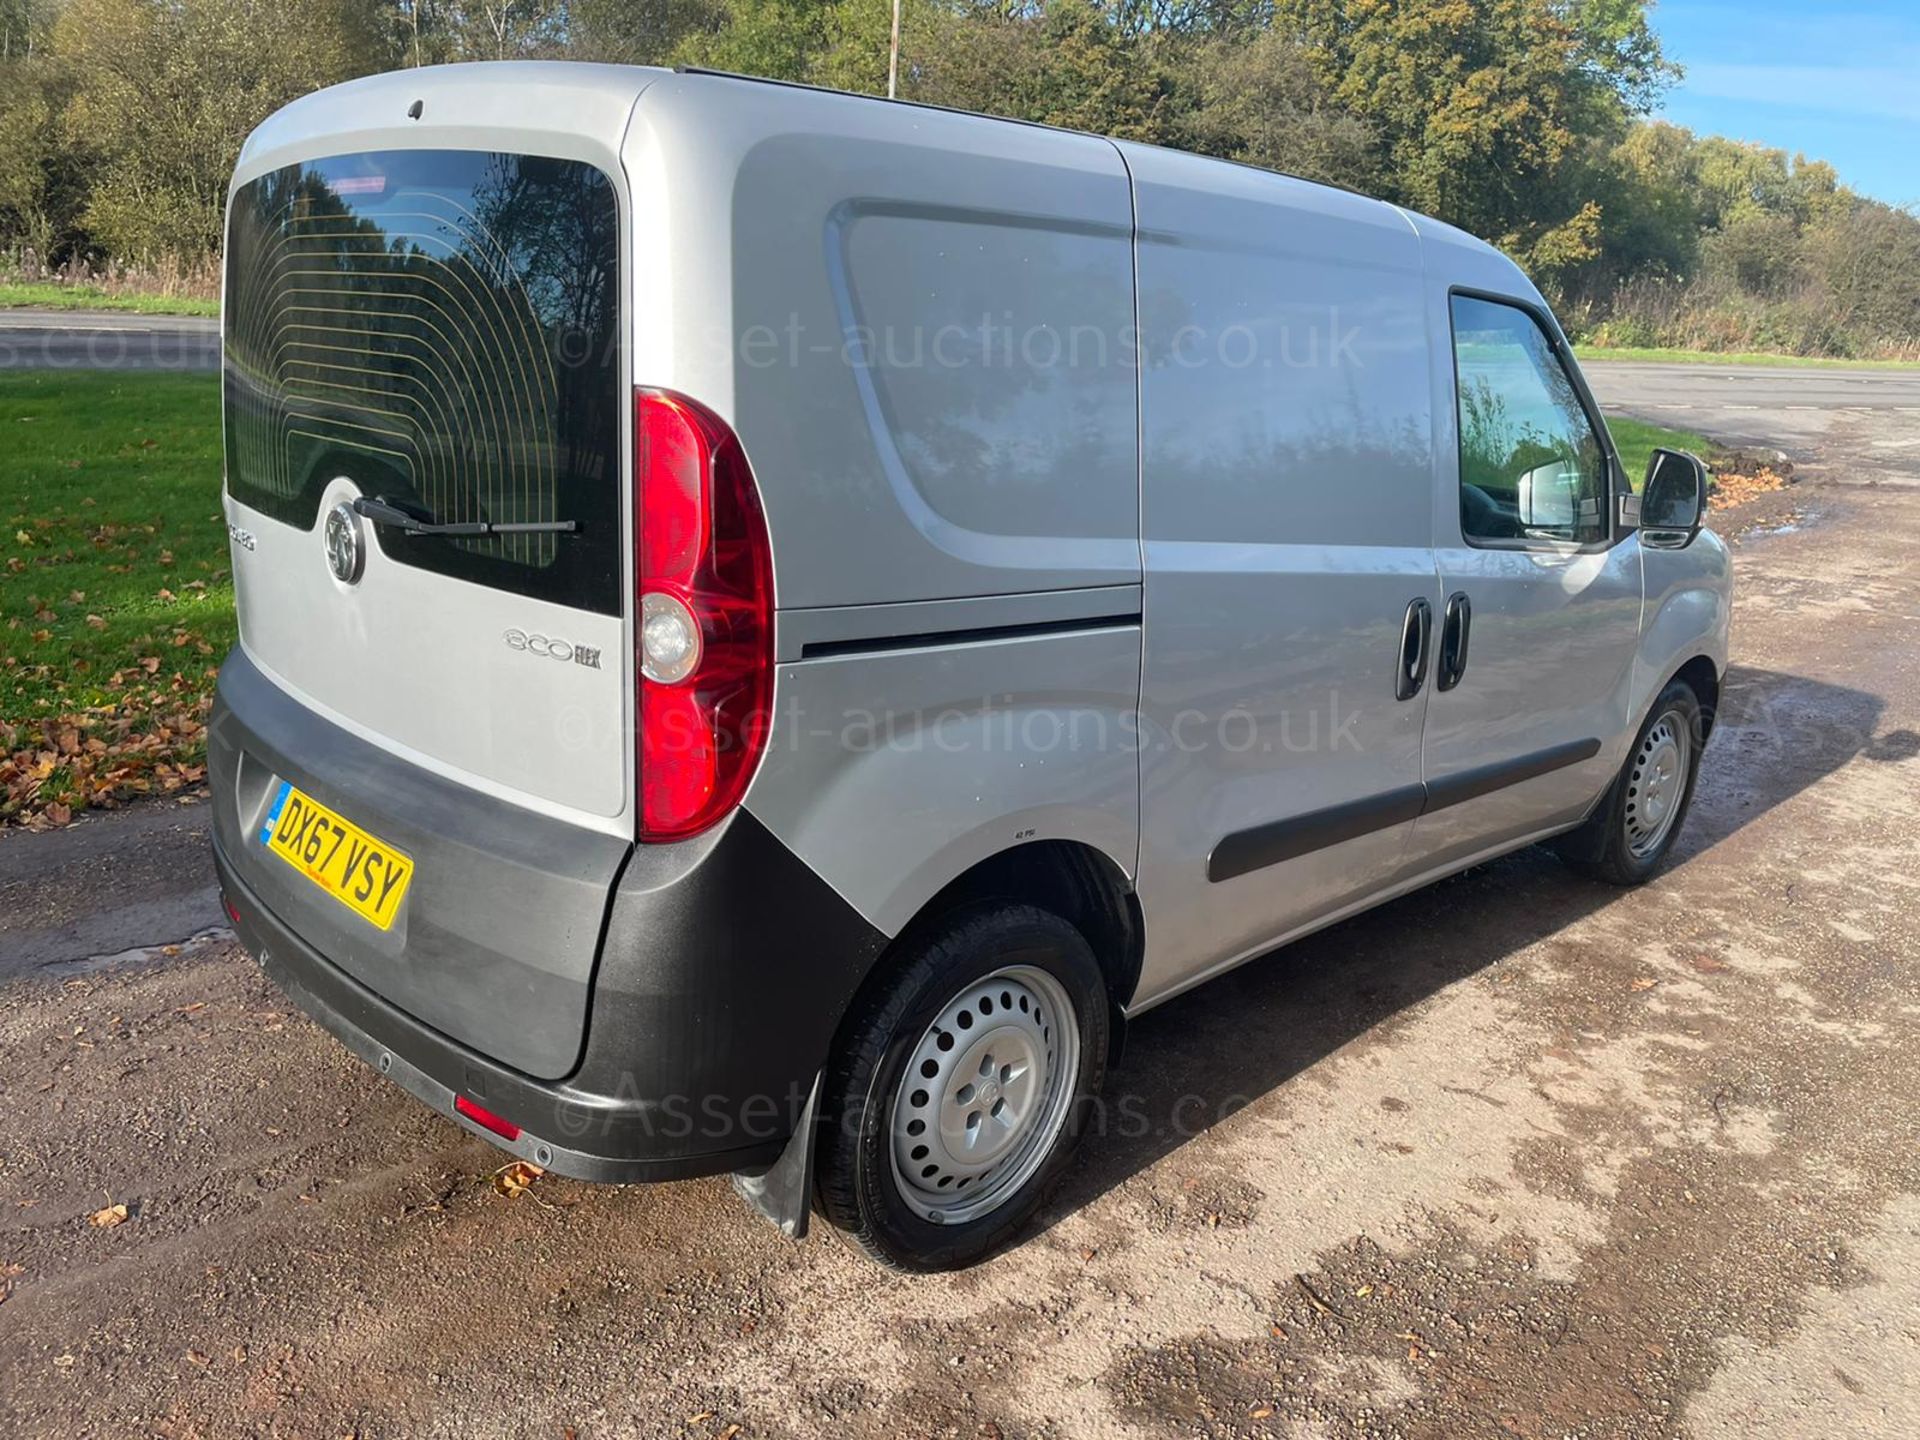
[2,0,1916,357]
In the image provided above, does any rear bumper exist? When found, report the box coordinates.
[215,834,784,1182]
[210,646,892,1183]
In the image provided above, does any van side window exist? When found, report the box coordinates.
[1450,295,1608,547]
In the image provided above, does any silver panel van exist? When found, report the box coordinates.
[210,64,1730,1270]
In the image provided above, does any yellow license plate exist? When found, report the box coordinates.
[260,781,414,930]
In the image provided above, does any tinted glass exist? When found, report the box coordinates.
[224,150,622,613]
[1450,295,1607,546]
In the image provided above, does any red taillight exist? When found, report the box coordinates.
[454,1094,521,1141]
[634,390,774,841]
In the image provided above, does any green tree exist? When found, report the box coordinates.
[1,0,53,57]
[670,0,839,81]
[1803,198,1920,347]
[1594,121,1705,280]
[1169,27,1381,189]
[0,58,83,259]
[912,0,1172,141]
[1275,0,1674,277]
[53,0,393,260]
[570,0,727,65]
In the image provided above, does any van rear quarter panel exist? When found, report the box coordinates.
[622,73,1142,610]
[622,76,1146,941]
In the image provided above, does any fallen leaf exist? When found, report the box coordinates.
[490,1161,545,1198]
[89,1203,128,1229]
[185,1349,210,1367]
[1630,977,1658,992]
[1250,1404,1274,1419]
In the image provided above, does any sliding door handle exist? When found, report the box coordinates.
[1438,591,1472,692]
[1396,597,1433,701]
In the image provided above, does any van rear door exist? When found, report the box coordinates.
[216,68,644,1078]
[223,141,629,820]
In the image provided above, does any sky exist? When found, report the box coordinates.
[1650,0,1920,207]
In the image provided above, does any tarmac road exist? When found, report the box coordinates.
[0,311,219,372]
[1583,359,1920,465]
[1,387,1918,1437]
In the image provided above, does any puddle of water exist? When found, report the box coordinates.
[37,925,235,978]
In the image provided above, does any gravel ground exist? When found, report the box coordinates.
[2,411,1917,1438]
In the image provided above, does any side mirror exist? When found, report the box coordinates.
[1640,448,1708,548]
[1516,459,1579,532]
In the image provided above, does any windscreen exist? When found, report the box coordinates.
[223,149,623,614]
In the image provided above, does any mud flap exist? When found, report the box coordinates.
[731,1073,820,1240]
[1549,782,1617,863]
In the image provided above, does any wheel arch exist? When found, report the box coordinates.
[838,838,1144,1061]
[1669,653,1721,740]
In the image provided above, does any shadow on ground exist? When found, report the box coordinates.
[1042,662,1892,1226]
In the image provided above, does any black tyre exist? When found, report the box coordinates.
[1553,679,1705,885]
[815,902,1110,1271]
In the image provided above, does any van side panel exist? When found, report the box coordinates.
[1120,143,1442,1007]
[743,626,1143,937]
[623,74,1142,610]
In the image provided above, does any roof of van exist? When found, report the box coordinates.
[242,61,1520,282]
[666,66,1520,269]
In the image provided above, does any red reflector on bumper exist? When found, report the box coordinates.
[222,894,242,925]
[454,1095,521,1141]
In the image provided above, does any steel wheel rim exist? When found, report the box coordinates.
[888,964,1080,1226]
[1625,709,1691,859]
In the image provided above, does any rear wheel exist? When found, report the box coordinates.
[1554,680,1704,885]
[816,903,1109,1271]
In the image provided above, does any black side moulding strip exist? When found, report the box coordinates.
[1206,738,1603,884]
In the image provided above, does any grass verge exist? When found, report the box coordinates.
[0,282,219,318]
[1,370,229,827]
[1576,343,1920,371]
[1605,416,1715,486]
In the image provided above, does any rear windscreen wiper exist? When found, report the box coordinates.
[351,495,578,537]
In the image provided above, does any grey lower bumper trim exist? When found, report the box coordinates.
[216,837,785,1185]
